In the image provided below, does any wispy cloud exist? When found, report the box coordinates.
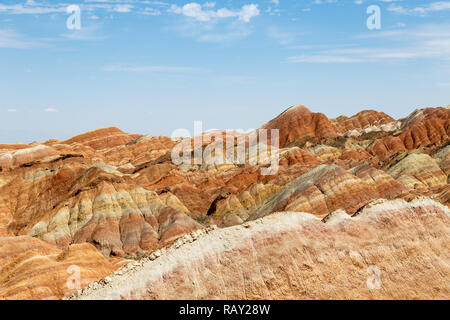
[0,29,40,48]
[103,64,207,73]
[139,7,162,16]
[388,1,450,16]
[312,0,338,4]
[267,26,296,45]
[168,16,255,43]
[0,0,167,16]
[112,4,133,13]
[168,2,260,23]
[195,26,252,42]
[288,55,363,63]
[0,1,257,45]
[0,2,66,15]
[44,108,58,113]
[288,23,450,63]
[60,22,106,41]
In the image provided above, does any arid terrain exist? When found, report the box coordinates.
[0,104,449,300]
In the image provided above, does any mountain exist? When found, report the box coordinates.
[0,105,449,299]
[68,198,450,300]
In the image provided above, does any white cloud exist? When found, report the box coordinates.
[170,17,254,43]
[354,0,403,4]
[287,23,450,63]
[7,109,17,113]
[313,0,338,4]
[44,108,58,113]
[140,7,162,16]
[266,6,284,16]
[0,1,166,16]
[239,4,260,22]
[168,2,259,22]
[388,1,450,15]
[113,4,133,13]
[0,3,66,14]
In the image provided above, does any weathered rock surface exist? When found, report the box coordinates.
[248,164,409,220]
[333,110,396,133]
[387,153,447,190]
[67,198,450,300]
[0,145,59,171]
[262,105,338,147]
[372,107,449,158]
[61,127,142,150]
[0,104,448,300]
[0,236,119,300]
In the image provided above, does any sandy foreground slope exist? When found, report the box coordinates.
[67,198,449,300]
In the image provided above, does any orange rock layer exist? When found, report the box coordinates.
[0,104,448,300]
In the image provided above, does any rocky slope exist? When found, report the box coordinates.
[67,198,450,300]
[0,104,449,299]
[0,237,120,299]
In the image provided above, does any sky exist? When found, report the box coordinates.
[0,0,449,143]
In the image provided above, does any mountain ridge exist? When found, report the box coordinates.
[0,104,448,299]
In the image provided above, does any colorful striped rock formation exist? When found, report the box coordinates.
[0,104,449,299]
[67,198,450,300]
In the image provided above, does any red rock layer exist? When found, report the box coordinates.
[372,107,449,158]
[0,156,202,257]
[333,110,395,133]
[248,164,411,220]
[62,127,142,150]
[262,105,339,147]
[0,104,448,300]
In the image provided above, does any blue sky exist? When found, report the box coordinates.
[1,0,449,143]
